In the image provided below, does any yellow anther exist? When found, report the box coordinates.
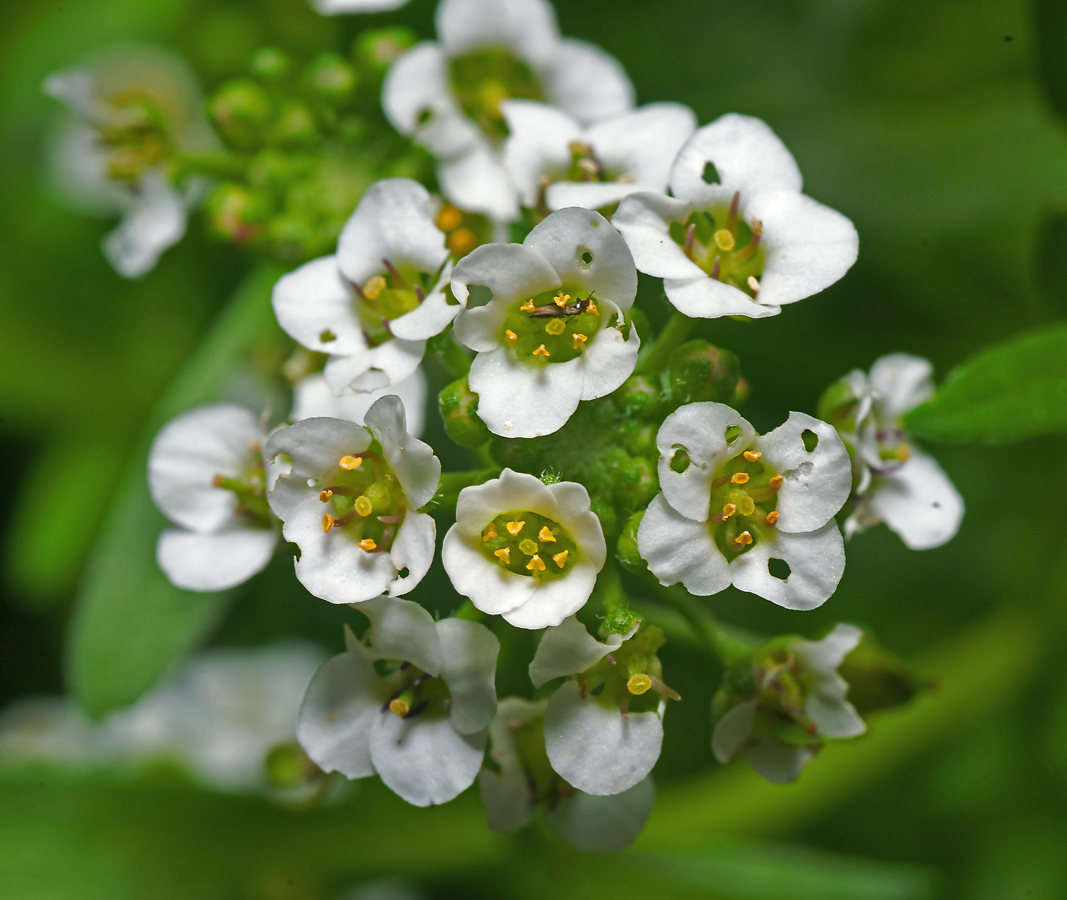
[212,474,226,488]
[586,299,599,315]
[520,299,536,312]
[734,530,753,546]
[747,275,761,293]
[532,344,551,357]
[577,158,600,176]
[519,538,539,556]
[545,318,566,335]
[506,520,525,536]
[751,218,763,236]
[363,275,386,300]
[731,472,750,484]
[738,495,755,517]
[554,292,571,308]
[743,450,762,461]
[573,333,588,349]
[339,455,363,470]
[766,511,780,526]
[898,443,912,462]
[322,513,336,533]
[538,526,556,542]
[358,538,377,552]
[552,550,569,568]
[319,489,333,502]
[770,474,784,490]
[714,229,736,251]
[355,496,374,517]
[627,674,652,695]
[435,203,464,233]
[447,228,478,256]
[482,523,498,541]
[721,503,737,519]
[389,699,409,717]
[505,329,518,347]
[526,555,546,572]
[495,547,511,564]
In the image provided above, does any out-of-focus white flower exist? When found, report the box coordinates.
[382,0,634,220]
[148,404,278,592]
[265,397,440,605]
[614,114,858,319]
[712,624,865,784]
[501,100,696,213]
[272,179,456,395]
[478,696,655,852]
[310,0,410,14]
[297,598,499,807]
[43,44,217,277]
[442,470,606,629]
[638,401,852,610]
[291,370,428,439]
[451,207,639,438]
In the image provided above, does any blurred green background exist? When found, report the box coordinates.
[2,0,1067,897]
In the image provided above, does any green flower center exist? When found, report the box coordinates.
[379,659,451,720]
[100,94,173,183]
[669,195,766,298]
[347,262,439,348]
[574,624,672,715]
[448,46,545,142]
[502,287,605,364]
[213,450,272,528]
[479,510,577,579]
[316,442,407,552]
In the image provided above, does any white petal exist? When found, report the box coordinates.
[312,0,409,13]
[42,67,102,120]
[360,596,443,674]
[577,298,640,400]
[544,680,662,796]
[148,403,264,532]
[291,371,428,439]
[544,38,634,126]
[663,275,781,320]
[442,524,537,615]
[546,180,665,212]
[545,776,655,853]
[669,114,802,208]
[336,178,448,288]
[437,145,520,221]
[711,698,758,763]
[388,266,460,342]
[500,560,599,629]
[744,739,816,785]
[479,696,544,832]
[364,395,441,509]
[323,337,426,394]
[746,190,858,307]
[370,711,486,806]
[272,255,366,356]
[524,208,637,311]
[102,171,187,278]
[468,347,584,438]
[529,616,623,687]
[866,448,964,550]
[436,618,499,734]
[156,527,275,592]
[437,0,559,65]
[637,494,730,596]
[755,412,852,533]
[656,402,755,522]
[501,100,581,208]
[612,192,703,280]
[730,521,845,611]
[868,353,935,421]
[792,624,865,739]
[381,42,481,155]
[386,511,438,599]
[545,480,607,569]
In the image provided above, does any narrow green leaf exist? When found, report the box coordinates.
[1035,0,1067,123]
[68,264,286,718]
[903,324,1067,443]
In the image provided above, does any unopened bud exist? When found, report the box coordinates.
[271,101,321,149]
[616,509,646,573]
[250,47,292,83]
[438,377,491,448]
[208,78,273,151]
[353,28,418,77]
[667,340,741,407]
[837,632,932,715]
[305,53,358,105]
[614,374,665,419]
[204,184,269,244]
[817,378,861,430]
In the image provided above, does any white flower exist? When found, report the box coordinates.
[501,100,696,212]
[43,44,216,278]
[637,402,852,610]
[272,179,456,394]
[530,616,677,796]
[613,114,858,319]
[478,696,655,852]
[147,403,278,592]
[310,0,409,14]
[451,207,640,438]
[291,370,428,439]
[442,470,606,629]
[382,0,634,220]
[832,354,964,550]
[296,598,499,806]
[264,396,440,604]
[712,624,865,784]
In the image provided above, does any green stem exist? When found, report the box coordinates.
[636,310,695,375]
[427,329,472,379]
[429,469,499,513]
[597,561,626,613]
[645,580,755,664]
[453,600,486,622]
[175,152,249,180]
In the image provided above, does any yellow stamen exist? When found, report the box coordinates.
[538,526,556,542]
[358,538,377,552]
[586,299,599,315]
[355,496,374,517]
[573,333,588,349]
[721,503,736,519]
[435,203,464,233]
[714,229,736,251]
[554,292,571,308]
[526,555,546,572]
[743,450,762,461]
[363,275,386,300]
[747,275,760,293]
[545,318,566,335]
[552,550,569,568]
[738,495,755,517]
[766,511,780,526]
[339,455,363,470]
[505,329,518,347]
[389,699,409,717]
[319,489,333,502]
[212,474,225,488]
[506,520,525,536]
[731,472,750,484]
[447,228,478,256]
[751,218,763,236]
[627,674,652,695]
[322,513,335,533]
[532,344,551,357]
[482,523,498,541]
[519,538,539,556]
[495,547,511,564]
[898,443,912,462]
[770,474,784,490]
[520,299,536,313]
[734,531,753,546]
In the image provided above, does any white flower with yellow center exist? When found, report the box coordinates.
[501,100,696,213]
[637,402,852,610]
[148,404,277,592]
[291,370,428,439]
[382,0,634,220]
[272,179,456,394]
[264,396,440,605]
[613,114,858,319]
[451,207,640,438]
[297,598,499,807]
[441,470,606,629]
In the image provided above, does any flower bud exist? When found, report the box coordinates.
[204,183,269,244]
[439,377,491,448]
[614,374,665,419]
[250,47,292,83]
[208,78,273,151]
[353,28,418,78]
[271,101,321,150]
[616,510,646,573]
[667,340,741,407]
[836,632,931,716]
[817,377,860,430]
[304,53,358,106]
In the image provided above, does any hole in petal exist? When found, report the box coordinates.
[319,329,337,343]
[270,453,293,477]
[397,567,410,579]
[416,107,433,126]
[670,447,691,474]
[725,425,743,444]
[702,161,721,184]
[466,283,494,308]
[932,501,942,509]
[768,558,791,581]
[306,477,319,488]
[801,429,819,452]
[578,248,594,267]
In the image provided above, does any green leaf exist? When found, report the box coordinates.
[902,324,1067,443]
[1035,0,1067,122]
[68,264,286,718]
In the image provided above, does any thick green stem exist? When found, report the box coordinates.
[429,469,499,513]
[645,581,755,664]
[636,310,695,375]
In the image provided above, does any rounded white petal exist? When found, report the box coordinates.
[156,527,276,592]
[744,740,816,785]
[711,698,758,763]
[866,448,963,550]
[755,412,852,533]
[323,337,426,394]
[437,145,520,221]
[500,561,599,629]
[148,403,264,532]
[745,190,859,307]
[577,299,641,400]
[442,523,537,615]
[501,100,581,208]
[360,596,443,675]
[468,348,584,438]
[730,521,846,611]
[638,494,731,596]
[792,624,865,739]
[524,208,637,311]
[388,267,460,342]
[544,680,662,796]
[663,275,781,320]
[272,255,366,356]
[436,618,500,734]
[102,171,187,278]
[868,353,935,421]
[385,511,437,599]
[43,67,103,120]
[612,192,702,280]
[370,711,486,806]
[669,114,803,208]
[437,0,559,65]
[545,181,653,212]
[529,615,623,688]
[336,178,448,288]
[656,402,755,522]
[364,394,441,510]
[479,696,544,833]
[545,776,655,854]
[544,38,635,126]
[291,371,428,439]
[312,0,409,13]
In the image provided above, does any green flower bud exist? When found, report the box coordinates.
[439,377,491,448]
[265,742,317,789]
[353,28,418,78]
[590,495,617,541]
[305,53,359,106]
[268,214,316,262]
[616,509,646,573]
[614,374,665,419]
[250,47,292,83]
[817,377,860,430]
[271,101,321,150]
[836,632,931,716]
[208,78,273,151]
[203,183,269,244]
[667,340,741,407]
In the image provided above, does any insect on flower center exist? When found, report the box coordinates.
[480,511,578,579]
[504,287,603,363]
[669,192,766,299]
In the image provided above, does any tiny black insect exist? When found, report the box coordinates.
[526,293,596,318]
